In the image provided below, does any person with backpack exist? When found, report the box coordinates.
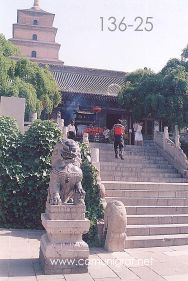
[113,120,125,160]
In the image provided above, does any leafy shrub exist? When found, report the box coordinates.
[0,117,22,226]
[0,118,61,228]
[0,116,20,157]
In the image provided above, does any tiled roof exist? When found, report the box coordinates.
[50,65,126,96]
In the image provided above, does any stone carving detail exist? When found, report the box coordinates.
[48,139,85,205]
[104,200,127,252]
[39,139,90,275]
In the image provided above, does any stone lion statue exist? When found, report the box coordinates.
[47,139,85,205]
[104,200,127,252]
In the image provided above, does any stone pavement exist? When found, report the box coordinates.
[1,229,188,281]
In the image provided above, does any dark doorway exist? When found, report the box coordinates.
[106,113,122,129]
[142,119,154,139]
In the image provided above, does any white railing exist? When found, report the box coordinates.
[154,127,188,177]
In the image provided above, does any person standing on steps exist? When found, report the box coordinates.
[134,122,144,146]
[67,120,76,140]
[113,119,125,160]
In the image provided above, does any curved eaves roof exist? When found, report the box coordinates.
[51,65,126,96]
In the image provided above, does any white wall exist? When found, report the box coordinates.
[0,96,25,133]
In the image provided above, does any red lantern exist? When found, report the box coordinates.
[93,106,102,113]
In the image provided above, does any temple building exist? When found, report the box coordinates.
[50,65,127,126]
[9,0,154,142]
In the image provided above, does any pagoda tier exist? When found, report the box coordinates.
[9,0,63,65]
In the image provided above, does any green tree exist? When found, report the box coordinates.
[0,34,61,117]
[181,44,188,61]
[0,33,18,57]
[119,68,161,121]
[119,57,188,128]
[160,63,188,127]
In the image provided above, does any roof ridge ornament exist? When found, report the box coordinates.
[33,0,40,9]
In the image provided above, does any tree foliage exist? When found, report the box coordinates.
[0,34,61,116]
[119,54,188,127]
[181,44,188,60]
[119,68,162,121]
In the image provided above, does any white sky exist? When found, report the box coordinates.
[1,0,188,73]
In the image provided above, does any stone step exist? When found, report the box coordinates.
[95,142,188,248]
[124,206,188,215]
[106,190,188,198]
[106,197,188,206]
[100,166,176,173]
[100,158,170,164]
[100,162,174,169]
[102,176,186,183]
[127,224,188,236]
[127,214,188,225]
[98,145,156,150]
[99,149,161,154]
[90,144,156,151]
[102,181,188,190]
[125,233,188,248]
[100,151,160,156]
[100,155,165,161]
[101,171,179,178]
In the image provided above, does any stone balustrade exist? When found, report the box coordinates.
[154,127,188,177]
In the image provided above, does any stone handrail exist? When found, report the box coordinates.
[154,129,188,177]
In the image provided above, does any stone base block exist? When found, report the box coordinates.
[40,234,89,274]
[41,213,90,242]
[46,203,86,220]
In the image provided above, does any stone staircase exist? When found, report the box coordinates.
[91,141,188,248]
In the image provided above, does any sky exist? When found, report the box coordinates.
[1,0,188,73]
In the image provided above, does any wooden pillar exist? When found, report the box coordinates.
[144,119,147,137]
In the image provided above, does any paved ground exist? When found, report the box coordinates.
[1,229,188,281]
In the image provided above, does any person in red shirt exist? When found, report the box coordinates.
[113,120,125,160]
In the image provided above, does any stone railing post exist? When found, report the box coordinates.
[57,111,64,134]
[90,147,99,164]
[163,126,169,149]
[63,126,68,139]
[83,133,89,145]
[175,125,180,148]
[90,147,107,210]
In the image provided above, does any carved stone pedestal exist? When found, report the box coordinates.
[40,203,90,275]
